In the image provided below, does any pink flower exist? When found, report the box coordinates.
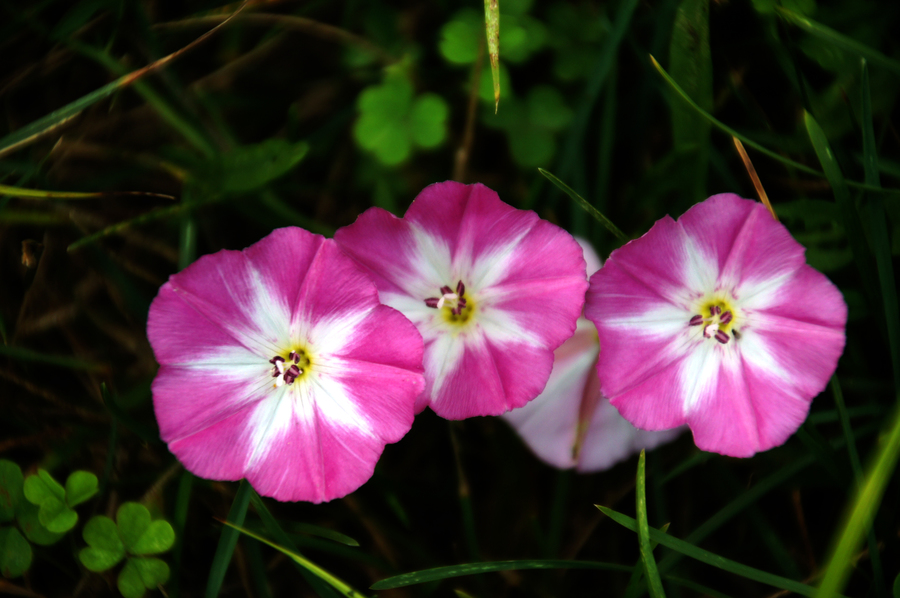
[334,181,588,419]
[503,241,682,471]
[585,194,847,457]
[147,228,425,502]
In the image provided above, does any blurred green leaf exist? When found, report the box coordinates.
[51,0,114,40]
[527,86,573,131]
[440,9,482,64]
[892,572,899,598]
[119,557,169,598]
[80,515,126,572]
[65,471,98,508]
[191,139,309,195]
[354,74,448,166]
[16,501,65,546]
[751,0,815,16]
[538,168,628,242]
[0,527,31,578]
[0,461,23,522]
[501,15,546,64]
[410,94,449,148]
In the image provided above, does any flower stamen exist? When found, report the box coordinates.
[270,350,309,386]
[690,301,737,345]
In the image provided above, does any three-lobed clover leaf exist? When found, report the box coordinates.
[24,469,98,533]
[354,73,448,166]
[80,503,175,598]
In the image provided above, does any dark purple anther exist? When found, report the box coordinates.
[425,298,440,308]
[714,330,729,344]
[283,364,302,385]
[269,356,285,365]
[711,305,721,316]
[689,315,703,326]
[456,280,465,296]
[458,298,467,308]
[440,285,453,295]
[720,311,733,325]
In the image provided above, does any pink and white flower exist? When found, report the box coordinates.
[585,194,847,457]
[503,241,682,471]
[147,228,424,502]
[334,181,588,419]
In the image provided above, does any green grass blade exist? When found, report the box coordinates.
[545,0,639,210]
[538,168,628,243]
[0,5,244,157]
[0,344,105,371]
[776,8,900,77]
[636,451,666,598]
[859,60,900,389]
[669,0,712,200]
[169,470,194,598]
[220,521,365,598]
[657,454,813,575]
[205,480,252,598]
[0,184,173,201]
[248,491,342,598]
[804,110,881,309]
[483,0,499,112]
[818,399,900,597]
[371,560,632,590]
[597,505,841,598]
[650,56,899,195]
[624,523,670,598]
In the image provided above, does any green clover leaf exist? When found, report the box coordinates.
[118,557,170,598]
[24,470,75,533]
[0,460,24,523]
[80,502,174,598]
[0,527,32,578]
[23,469,98,533]
[80,515,125,572]
[354,74,448,166]
[116,503,174,556]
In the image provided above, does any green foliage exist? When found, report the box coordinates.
[485,86,572,168]
[0,461,24,522]
[354,73,448,166]
[80,503,174,598]
[0,527,31,579]
[24,469,97,533]
[186,140,310,196]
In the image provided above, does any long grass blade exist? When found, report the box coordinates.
[804,111,880,310]
[205,480,252,598]
[0,184,174,201]
[371,560,632,590]
[650,56,899,195]
[483,0,499,112]
[0,1,249,158]
[636,451,666,598]
[859,60,900,389]
[624,523,670,598]
[776,8,900,77]
[597,505,842,598]
[0,344,105,371]
[818,399,900,597]
[220,521,365,598]
[538,168,628,243]
[248,491,342,598]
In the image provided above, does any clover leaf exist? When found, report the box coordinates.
[118,557,170,598]
[439,8,545,66]
[17,500,65,546]
[24,469,98,533]
[0,460,24,523]
[80,503,175,598]
[0,527,31,578]
[354,73,448,166]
